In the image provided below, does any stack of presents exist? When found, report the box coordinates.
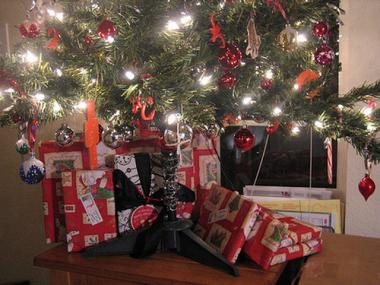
[39,134,322,270]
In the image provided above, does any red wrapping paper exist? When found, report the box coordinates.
[39,141,90,243]
[243,207,322,269]
[62,169,117,252]
[194,184,259,263]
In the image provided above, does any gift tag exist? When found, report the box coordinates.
[130,205,158,230]
[80,193,103,225]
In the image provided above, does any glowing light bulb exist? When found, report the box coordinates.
[337,104,344,111]
[4,88,15,93]
[240,61,246,66]
[242,97,254,105]
[55,68,63,77]
[180,14,192,26]
[167,113,181,125]
[53,101,62,113]
[74,101,87,110]
[56,12,64,21]
[34,92,45,101]
[265,69,273,80]
[91,78,97,84]
[293,83,300,90]
[297,33,307,43]
[361,107,373,117]
[22,50,38,64]
[106,36,115,43]
[272,107,282,117]
[166,20,179,31]
[291,126,301,135]
[314,120,324,129]
[367,122,377,132]
[199,73,212,86]
[124,70,136,80]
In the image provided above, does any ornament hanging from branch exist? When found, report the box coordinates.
[314,43,335,65]
[218,43,242,69]
[130,96,156,121]
[277,25,298,52]
[218,71,237,89]
[246,13,261,59]
[210,15,226,48]
[358,148,376,201]
[97,19,117,40]
[234,126,255,152]
[19,22,40,38]
[55,123,74,147]
[266,120,280,135]
[16,134,30,155]
[313,21,328,38]
[19,154,46,184]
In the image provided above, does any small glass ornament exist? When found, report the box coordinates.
[55,124,75,147]
[218,43,242,69]
[102,125,123,149]
[234,126,255,151]
[277,25,298,52]
[19,154,46,184]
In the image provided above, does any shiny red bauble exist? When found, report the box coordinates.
[218,43,242,69]
[234,127,255,151]
[358,174,376,201]
[97,19,117,39]
[218,72,237,89]
[260,78,273,90]
[266,120,280,135]
[84,35,93,47]
[19,23,40,38]
[312,21,328,38]
[314,43,335,65]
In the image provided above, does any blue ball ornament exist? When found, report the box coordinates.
[19,156,46,184]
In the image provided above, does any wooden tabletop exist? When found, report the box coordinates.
[34,245,286,285]
[300,233,380,285]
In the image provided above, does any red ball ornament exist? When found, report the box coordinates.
[314,43,335,65]
[234,127,255,151]
[97,19,117,39]
[260,78,273,90]
[19,23,40,38]
[358,174,376,201]
[266,120,280,135]
[312,22,328,38]
[218,43,242,69]
[218,72,237,89]
[84,35,93,47]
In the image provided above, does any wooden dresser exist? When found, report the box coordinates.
[34,245,286,285]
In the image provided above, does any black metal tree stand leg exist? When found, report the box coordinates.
[161,149,239,277]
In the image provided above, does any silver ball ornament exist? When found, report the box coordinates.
[55,124,74,147]
[163,124,193,147]
[102,125,123,149]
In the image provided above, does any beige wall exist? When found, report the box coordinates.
[0,1,83,284]
[340,0,380,238]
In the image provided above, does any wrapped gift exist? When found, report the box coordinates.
[62,169,117,252]
[193,184,259,263]
[243,208,322,269]
[114,153,158,234]
[39,141,90,244]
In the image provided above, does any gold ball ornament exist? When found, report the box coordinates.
[277,25,298,52]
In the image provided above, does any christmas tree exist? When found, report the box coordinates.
[1,0,380,163]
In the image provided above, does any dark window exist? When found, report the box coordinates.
[220,126,337,193]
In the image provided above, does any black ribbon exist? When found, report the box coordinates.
[113,153,195,213]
